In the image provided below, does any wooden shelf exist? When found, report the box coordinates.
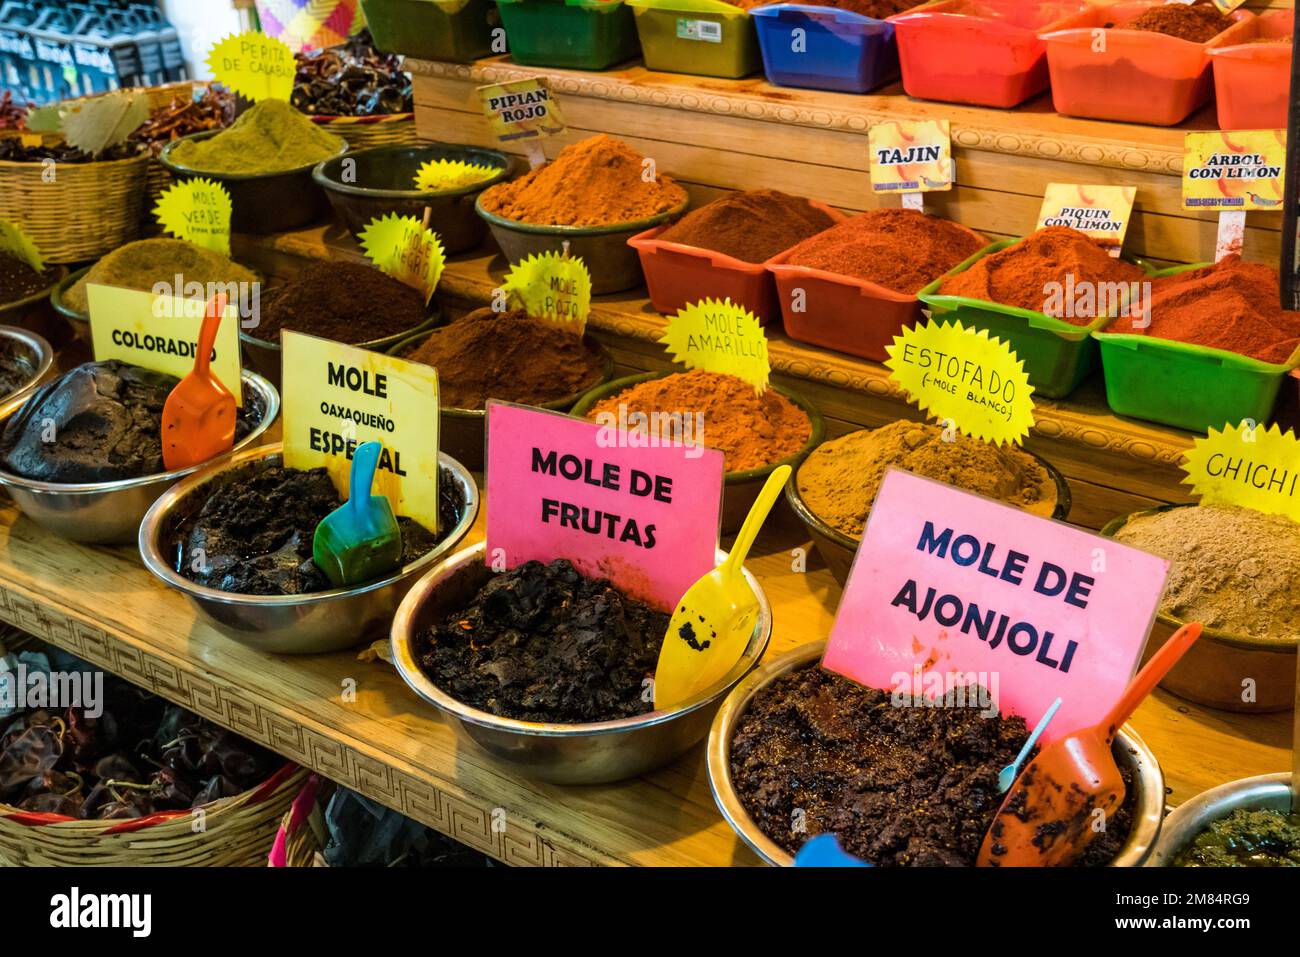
[0,489,1289,867]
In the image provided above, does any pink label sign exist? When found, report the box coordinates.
[822,469,1169,741]
[485,401,725,611]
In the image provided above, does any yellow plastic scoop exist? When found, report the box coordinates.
[161,292,235,471]
[653,464,791,710]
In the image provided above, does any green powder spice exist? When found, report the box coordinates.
[168,99,344,175]
[1111,503,1300,641]
[66,238,259,315]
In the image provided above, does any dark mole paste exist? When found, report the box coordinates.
[0,338,34,400]
[413,559,669,723]
[731,665,1134,866]
[1176,808,1300,867]
[173,463,464,596]
[0,360,264,483]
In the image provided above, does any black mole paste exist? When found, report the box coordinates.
[0,360,263,483]
[175,464,463,595]
[413,559,669,723]
[0,338,33,399]
[730,665,1137,867]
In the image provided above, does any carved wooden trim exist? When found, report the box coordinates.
[0,584,614,868]
[406,58,1184,174]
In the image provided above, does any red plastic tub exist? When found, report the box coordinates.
[627,200,845,323]
[1209,9,1293,131]
[890,0,1090,108]
[767,219,987,362]
[1040,2,1254,126]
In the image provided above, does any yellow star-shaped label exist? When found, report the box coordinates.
[359,213,446,304]
[502,251,591,335]
[153,178,232,256]
[659,298,769,393]
[206,32,294,104]
[885,319,1035,445]
[1182,421,1300,522]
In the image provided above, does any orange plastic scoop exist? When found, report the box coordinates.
[977,621,1203,867]
[162,293,236,472]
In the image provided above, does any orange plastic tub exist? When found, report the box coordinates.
[890,0,1090,108]
[1040,2,1254,126]
[767,219,986,362]
[1209,9,1293,131]
[627,201,845,323]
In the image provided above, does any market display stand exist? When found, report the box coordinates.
[0,491,1288,867]
[236,224,1276,532]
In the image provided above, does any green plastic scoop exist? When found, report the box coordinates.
[312,440,403,588]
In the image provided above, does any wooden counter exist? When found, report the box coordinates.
[0,492,1289,867]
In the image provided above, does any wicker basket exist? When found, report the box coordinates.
[0,132,149,264]
[311,113,418,151]
[0,764,308,867]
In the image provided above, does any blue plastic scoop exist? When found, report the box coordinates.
[998,696,1062,793]
[312,440,403,588]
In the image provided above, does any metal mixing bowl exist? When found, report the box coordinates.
[390,541,773,785]
[138,442,480,655]
[0,370,279,544]
[0,325,55,408]
[707,640,1165,866]
[1146,772,1293,867]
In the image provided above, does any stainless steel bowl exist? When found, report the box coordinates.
[390,541,773,785]
[0,325,55,407]
[0,370,279,544]
[707,641,1165,866]
[1146,773,1294,867]
[138,442,480,655]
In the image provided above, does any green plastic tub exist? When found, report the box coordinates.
[497,0,641,69]
[919,238,1153,400]
[359,0,499,62]
[1092,261,1300,433]
[628,0,761,78]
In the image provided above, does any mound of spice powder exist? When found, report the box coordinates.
[1122,256,1300,364]
[797,421,1057,538]
[1121,2,1232,42]
[400,307,606,409]
[782,208,984,295]
[939,226,1147,323]
[1111,504,1300,641]
[655,189,836,263]
[478,134,688,227]
[586,370,811,472]
[66,238,259,315]
[169,99,343,175]
[251,261,426,345]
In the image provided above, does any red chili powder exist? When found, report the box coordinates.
[1122,3,1231,43]
[655,189,836,264]
[1127,256,1300,364]
[782,208,985,295]
[939,226,1147,325]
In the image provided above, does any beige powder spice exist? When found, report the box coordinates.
[1111,504,1300,641]
[796,421,1058,538]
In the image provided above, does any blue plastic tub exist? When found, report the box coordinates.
[750,3,898,93]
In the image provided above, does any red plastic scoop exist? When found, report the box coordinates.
[161,293,236,471]
[977,621,1204,867]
